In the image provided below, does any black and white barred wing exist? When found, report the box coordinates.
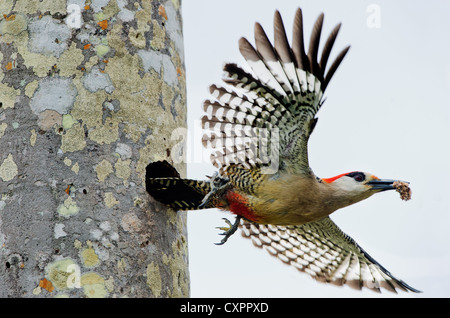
[202,9,350,174]
[240,217,420,293]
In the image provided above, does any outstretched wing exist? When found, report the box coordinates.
[240,217,420,293]
[202,9,350,174]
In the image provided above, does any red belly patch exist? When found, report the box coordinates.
[225,190,259,222]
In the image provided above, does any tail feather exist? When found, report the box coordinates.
[145,161,212,210]
[145,160,180,178]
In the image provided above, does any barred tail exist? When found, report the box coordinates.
[145,161,212,210]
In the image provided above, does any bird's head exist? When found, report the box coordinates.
[322,171,408,207]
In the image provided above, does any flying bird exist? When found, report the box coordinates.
[146,8,418,293]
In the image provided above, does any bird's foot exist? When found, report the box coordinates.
[215,216,241,245]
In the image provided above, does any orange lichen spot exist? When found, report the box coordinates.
[97,19,108,30]
[103,59,109,64]
[176,67,182,77]
[3,14,16,21]
[83,43,91,50]
[39,278,55,293]
[84,5,90,10]
[158,5,168,20]
[5,61,13,71]
[65,184,71,195]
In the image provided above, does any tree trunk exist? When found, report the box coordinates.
[0,0,188,297]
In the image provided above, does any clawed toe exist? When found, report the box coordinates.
[214,216,241,245]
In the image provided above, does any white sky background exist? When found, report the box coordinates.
[180,0,450,297]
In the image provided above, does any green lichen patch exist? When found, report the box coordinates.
[80,247,100,268]
[0,13,28,36]
[88,117,119,145]
[81,272,108,298]
[62,114,78,130]
[0,123,7,139]
[57,196,80,217]
[95,159,113,182]
[0,82,19,109]
[161,238,189,298]
[104,192,119,208]
[13,0,66,15]
[46,258,78,291]
[146,262,162,297]
[114,158,131,184]
[0,154,18,182]
[60,123,87,153]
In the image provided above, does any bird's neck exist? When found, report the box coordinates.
[319,179,373,211]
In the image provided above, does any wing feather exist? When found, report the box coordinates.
[307,13,324,77]
[292,8,310,72]
[202,9,350,174]
[240,217,420,293]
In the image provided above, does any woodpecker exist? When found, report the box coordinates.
[146,8,419,293]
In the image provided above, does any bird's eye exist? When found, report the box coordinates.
[347,172,365,182]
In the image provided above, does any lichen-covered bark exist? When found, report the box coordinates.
[0,0,188,297]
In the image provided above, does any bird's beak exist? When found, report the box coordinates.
[367,179,408,191]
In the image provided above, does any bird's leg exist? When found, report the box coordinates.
[198,172,240,244]
[215,215,242,245]
[198,172,230,209]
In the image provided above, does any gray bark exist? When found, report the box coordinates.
[0,0,188,297]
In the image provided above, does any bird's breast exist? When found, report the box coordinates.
[223,190,261,223]
[245,174,334,225]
